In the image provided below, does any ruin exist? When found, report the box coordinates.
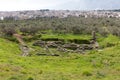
[13,31,99,56]
[33,31,99,54]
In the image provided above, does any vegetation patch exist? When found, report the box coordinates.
[0,17,120,80]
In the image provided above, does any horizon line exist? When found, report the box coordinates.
[0,8,120,12]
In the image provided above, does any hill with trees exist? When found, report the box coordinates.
[0,14,120,80]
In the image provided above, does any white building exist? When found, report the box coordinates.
[0,17,4,20]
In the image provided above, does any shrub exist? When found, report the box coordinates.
[20,26,39,35]
[27,77,34,80]
[2,27,16,36]
[20,27,29,35]
[82,70,92,76]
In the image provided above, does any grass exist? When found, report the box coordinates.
[41,33,91,40]
[0,35,120,80]
[99,34,120,48]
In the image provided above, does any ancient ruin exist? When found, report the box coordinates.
[33,31,99,54]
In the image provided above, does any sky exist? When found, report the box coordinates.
[0,0,120,11]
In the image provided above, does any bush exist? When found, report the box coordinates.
[20,26,39,35]
[27,77,34,80]
[2,27,16,36]
[2,36,18,42]
[82,70,92,76]
[1,17,120,37]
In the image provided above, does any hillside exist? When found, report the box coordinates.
[0,15,120,80]
[0,35,120,80]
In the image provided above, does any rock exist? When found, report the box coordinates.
[63,43,79,50]
[20,45,30,56]
[91,41,99,49]
[33,40,64,48]
[46,41,58,48]
[33,40,45,47]
[81,44,93,50]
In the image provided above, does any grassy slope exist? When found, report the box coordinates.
[41,33,91,40]
[0,37,120,80]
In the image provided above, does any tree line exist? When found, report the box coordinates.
[0,16,120,37]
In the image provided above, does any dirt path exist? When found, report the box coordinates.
[13,34,29,56]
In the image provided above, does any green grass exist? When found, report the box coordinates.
[0,35,120,80]
[41,33,91,40]
[99,34,120,48]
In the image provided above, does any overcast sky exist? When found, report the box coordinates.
[0,0,120,11]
